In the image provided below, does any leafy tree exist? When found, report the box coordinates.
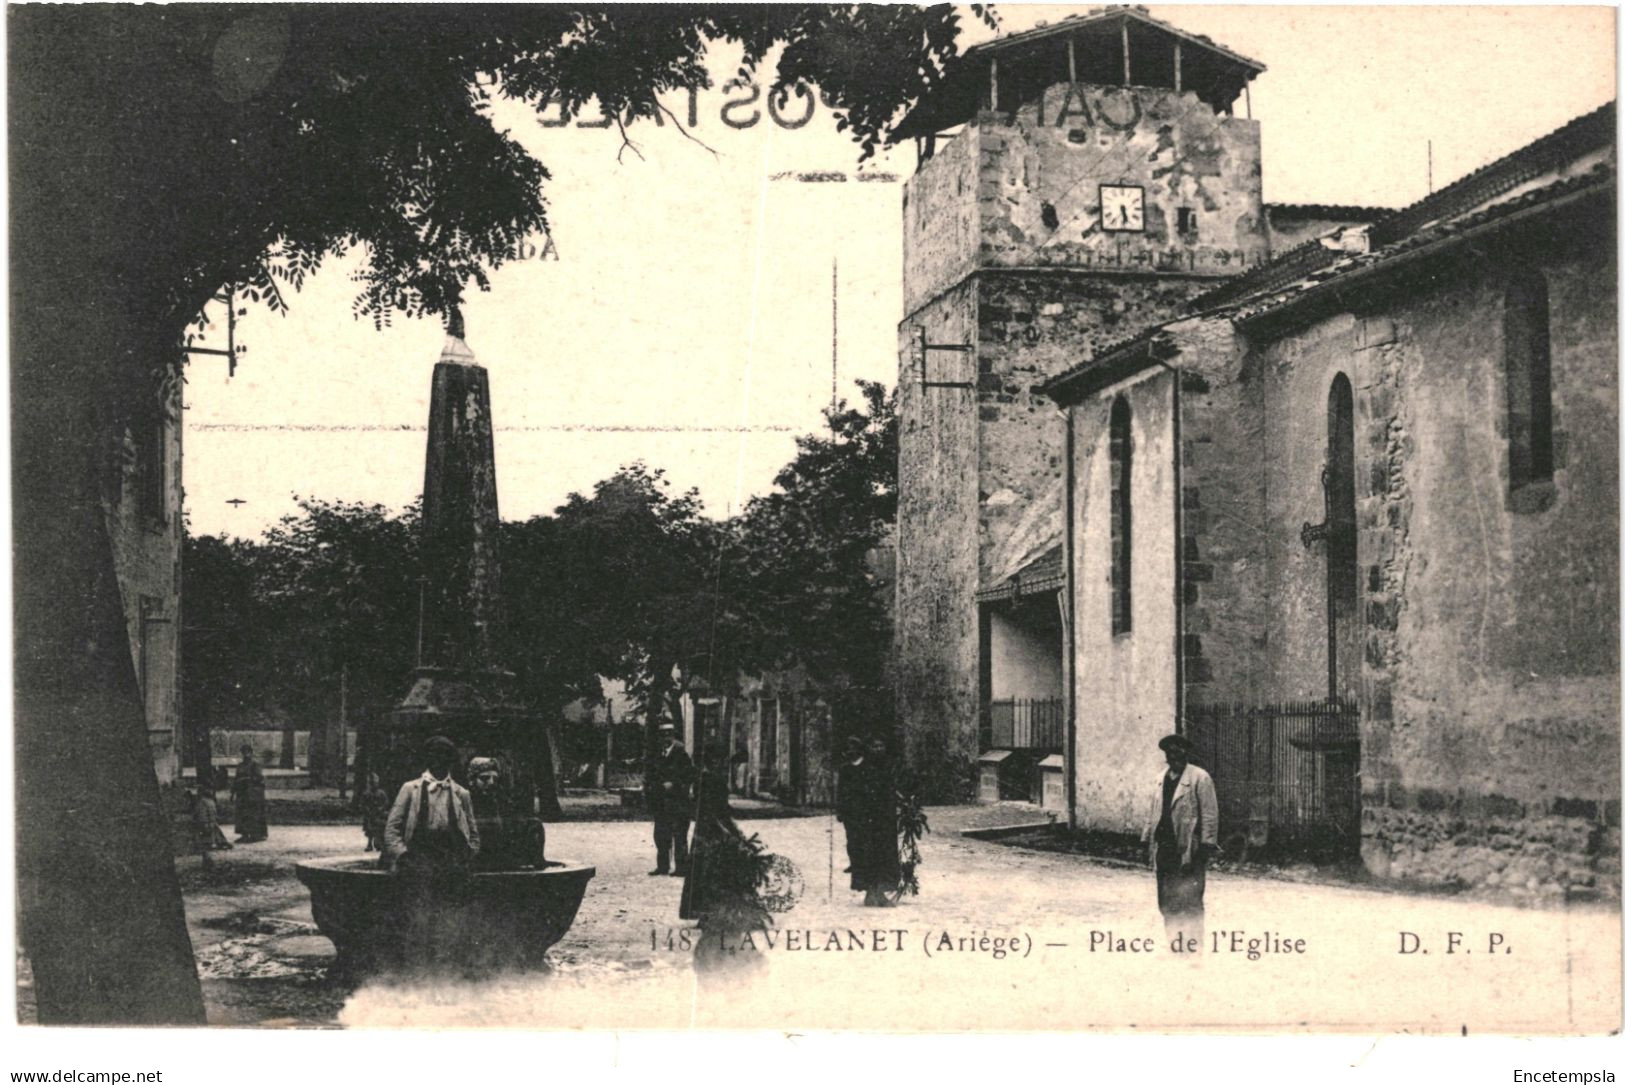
[180,532,267,779]
[514,463,745,753]
[184,501,423,785]
[10,4,983,1022]
[731,380,896,684]
[253,499,424,740]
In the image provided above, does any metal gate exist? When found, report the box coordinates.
[1186,699,1361,858]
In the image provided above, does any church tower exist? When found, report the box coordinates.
[892,7,1267,799]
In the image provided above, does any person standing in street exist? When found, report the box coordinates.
[1144,733,1219,951]
[189,780,231,868]
[360,771,390,853]
[381,735,481,967]
[382,735,480,877]
[847,736,901,907]
[647,721,695,876]
[231,744,269,844]
[834,736,865,876]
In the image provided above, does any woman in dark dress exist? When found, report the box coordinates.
[231,744,269,843]
[847,737,900,906]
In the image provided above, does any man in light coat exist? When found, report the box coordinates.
[1143,733,1218,951]
[383,735,480,876]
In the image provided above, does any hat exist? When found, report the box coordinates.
[1158,734,1193,753]
[423,735,459,757]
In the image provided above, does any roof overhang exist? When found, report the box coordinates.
[893,6,1265,141]
[1040,329,1181,406]
[1238,173,1614,337]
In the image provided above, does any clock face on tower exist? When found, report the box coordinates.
[1099,184,1145,233]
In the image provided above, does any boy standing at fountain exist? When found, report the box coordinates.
[383,735,480,878]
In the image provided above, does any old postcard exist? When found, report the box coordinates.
[6,0,1620,1048]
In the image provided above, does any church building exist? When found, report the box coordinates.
[892,6,1618,898]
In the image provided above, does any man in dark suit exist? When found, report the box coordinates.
[647,721,695,876]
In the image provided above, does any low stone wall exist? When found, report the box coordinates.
[1362,788,1621,901]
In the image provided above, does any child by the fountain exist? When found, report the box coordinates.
[188,780,231,868]
[359,771,390,852]
[467,755,547,870]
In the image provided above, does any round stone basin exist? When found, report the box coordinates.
[295,856,595,973]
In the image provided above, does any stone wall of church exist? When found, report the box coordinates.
[894,281,982,799]
[975,272,1204,582]
[902,123,981,315]
[1252,227,1619,900]
[978,84,1267,278]
[1165,318,1270,707]
[1069,368,1179,833]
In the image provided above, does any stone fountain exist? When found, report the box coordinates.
[297,334,594,972]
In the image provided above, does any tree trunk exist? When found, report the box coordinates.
[280,718,298,770]
[11,87,206,1014]
[12,350,206,1024]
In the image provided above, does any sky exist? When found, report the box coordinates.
[184,4,1617,540]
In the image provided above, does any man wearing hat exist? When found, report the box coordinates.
[383,735,480,877]
[646,721,695,876]
[834,736,866,875]
[1144,733,1219,950]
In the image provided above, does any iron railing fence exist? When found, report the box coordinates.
[1185,699,1361,858]
[985,698,1066,751]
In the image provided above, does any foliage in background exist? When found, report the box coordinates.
[15,2,988,1023]
[183,499,423,749]
[732,381,897,686]
[183,382,897,763]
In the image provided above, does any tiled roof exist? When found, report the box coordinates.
[1266,203,1393,221]
[1370,101,1614,246]
[969,6,1264,73]
[1193,101,1615,313]
[977,545,1065,603]
[893,5,1263,140]
[1187,236,1342,311]
[1038,322,1178,401]
[1231,163,1614,327]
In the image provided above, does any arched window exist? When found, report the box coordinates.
[1327,374,1358,699]
[1109,396,1132,635]
[1505,271,1554,491]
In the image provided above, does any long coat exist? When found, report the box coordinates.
[231,758,268,839]
[844,758,900,892]
[1142,763,1219,870]
[647,741,696,819]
